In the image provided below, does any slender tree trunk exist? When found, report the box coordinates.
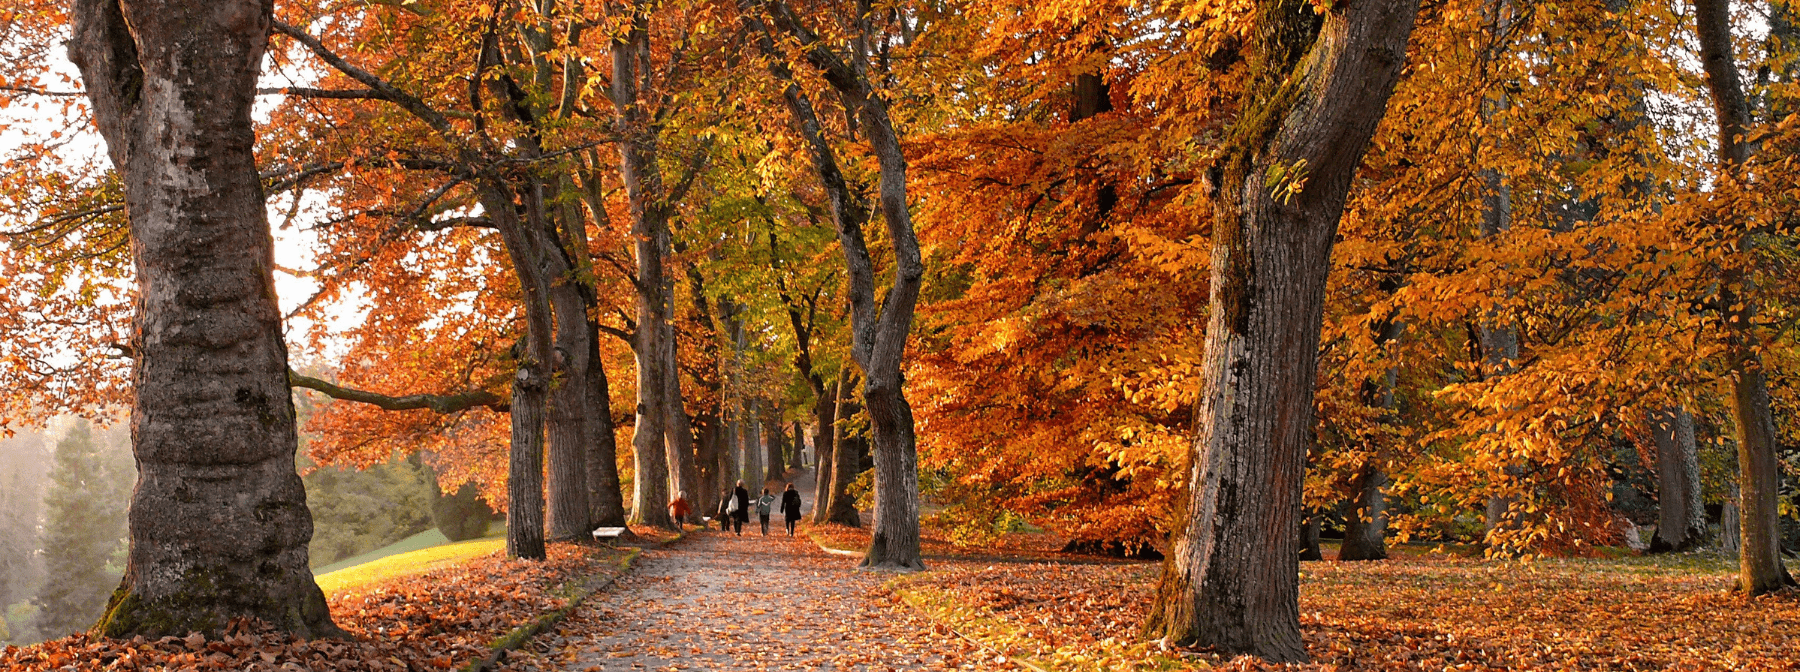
[741,397,764,489]
[1722,481,1743,556]
[763,400,786,483]
[791,421,806,471]
[614,8,674,530]
[1341,319,1402,561]
[1297,516,1323,561]
[662,317,702,520]
[812,379,839,523]
[1694,0,1796,594]
[1144,0,1418,661]
[826,374,864,527]
[695,412,721,517]
[546,284,593,540]
[1647,407,1708,552]
[71,0,343,638]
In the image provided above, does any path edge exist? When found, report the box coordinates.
[462,531,685,672]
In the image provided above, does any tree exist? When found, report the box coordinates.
[67,0,341,638]
[1144,0,1419,662]
[33,423,128,638]
[742,0,929,570]
[1646,408,1708,552]
[1692,0,1797,595]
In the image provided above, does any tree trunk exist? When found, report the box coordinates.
[745,0,926,569]
[71,0,343,638]
[791,421,806,471]
[546,283,593,540]
[741,397,764,490]
[614,8,674,530]
[1693,0,1796,594]
[1144,0,1418,661]
[1341,319,1402,561]
[1721,481,1743,556]
[763,400,786,483]
[585,321,629,527]
[826,375,864,527]
[1297,516,1323,561]
[1647,407,1708,552]
[662,317,702,521]
[694,412,721,518]
[812,380,839,523]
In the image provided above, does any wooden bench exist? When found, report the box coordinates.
[591,526,628,543]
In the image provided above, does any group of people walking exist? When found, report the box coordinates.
[666,481,803,536]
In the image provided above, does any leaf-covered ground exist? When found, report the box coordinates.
[897,546,1800,670]
[505,527,1002,671]
[0,541,632,671]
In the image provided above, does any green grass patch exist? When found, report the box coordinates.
[315,537,506,597]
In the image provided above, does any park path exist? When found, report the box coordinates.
[537,473,994,672]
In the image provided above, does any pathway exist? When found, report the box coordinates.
[530,472,995,672]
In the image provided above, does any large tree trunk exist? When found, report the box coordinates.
[71,0,343,638]
[546,283,593,540]
[1693,0,1796,595]
[1647,407,1708,552]
[1144,0,1418,661]
[614,8,674,530]
[694,412,721,518]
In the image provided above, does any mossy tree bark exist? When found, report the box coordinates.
[1144,0,1418,661]
[1646,407,1708,552]
[69,0,342,639]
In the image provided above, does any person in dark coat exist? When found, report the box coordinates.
[732,480,752,535]
[780,483,803,536]
[715,490,732,531]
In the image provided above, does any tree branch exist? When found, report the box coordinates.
[288,370,509,413]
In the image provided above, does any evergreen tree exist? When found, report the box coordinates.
[34,422,130,638]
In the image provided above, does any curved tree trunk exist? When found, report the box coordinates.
[1693,0,1796,595]
[1144,0,1418,661]
[72,0,343,638]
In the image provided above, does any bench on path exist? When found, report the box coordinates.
[591,527,628,543]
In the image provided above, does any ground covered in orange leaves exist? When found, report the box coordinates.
[896,545,1800,671]
[0,541,632,672]
[509,526,997,672]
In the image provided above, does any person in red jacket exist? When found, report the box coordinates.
[668,491,692,532]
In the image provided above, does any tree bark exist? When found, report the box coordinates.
[694,412,721,517]
[1693,0,1796,594]
[826,372,864,527]
[585,320,629,527]
[811,379,839,523]
[1646,407,1708,552]
[1144,0,1418,661]
[663,316,702,520]
[614,5,674,530]
[71,0,344,638]
[741,396,764,489]
[546,282,593,540]
[1297,516,1323,561]
[762,399,786,483]
[790,421,806,471]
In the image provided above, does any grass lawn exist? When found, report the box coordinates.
[314,535,506,596]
